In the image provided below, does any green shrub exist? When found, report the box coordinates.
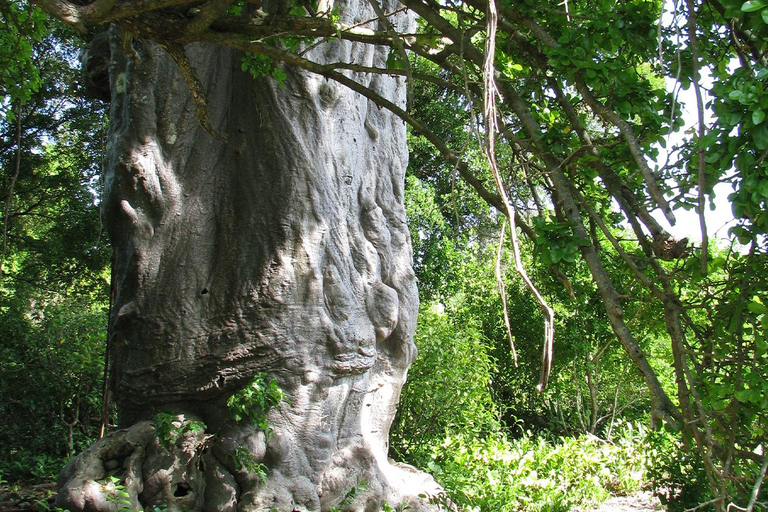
[392,303,660,511]
[153,412,207,451]
[227,372,284,436]
[0,297,107,482]
[645,428,713,512]
[391,303,501,464]
[424,422,652,512]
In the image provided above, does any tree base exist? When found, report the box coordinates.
[56,421,444,512]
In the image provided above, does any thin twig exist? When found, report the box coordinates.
[685,0,709,276]
[684,497,723,512]
[364,0,412,107]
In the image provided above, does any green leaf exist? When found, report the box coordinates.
[272,68,287,87]
[705,151,723,163]
[756,337,768,357]
[734,388,759,403]
[753,124,768,150]
[741,0,766,12]
[759,180,768,198]
[752,109,766,125]
[748,300,768,315]
[386,52,406,71]
[762,7,768,22]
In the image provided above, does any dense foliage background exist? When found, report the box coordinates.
[1,0,767,510]
[0,13,111,484]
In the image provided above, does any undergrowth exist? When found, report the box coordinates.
[391,304,667,512]
[420,421,652,512]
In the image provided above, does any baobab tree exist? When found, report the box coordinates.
[37,0,444,510]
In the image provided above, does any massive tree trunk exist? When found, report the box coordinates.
[56,2,441,510]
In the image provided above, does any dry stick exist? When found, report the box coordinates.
[745,452,768,512]
[482,0,554,390]
[364,0,412,107]
[495,220,518,366]
[0,100,22,284]
[164,44,226,141]
[685,0,709,276]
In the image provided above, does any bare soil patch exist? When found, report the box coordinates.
[589,491,663,512]
[0,482,56,512]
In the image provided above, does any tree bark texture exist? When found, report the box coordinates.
[57,2,442,510]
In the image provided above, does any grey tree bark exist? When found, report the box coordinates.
[56,1,442,510]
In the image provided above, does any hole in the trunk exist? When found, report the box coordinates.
[174,483,191,497]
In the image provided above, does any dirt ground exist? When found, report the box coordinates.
[0,482,56,512]
[0,483,663,512]
[589,491,664,512]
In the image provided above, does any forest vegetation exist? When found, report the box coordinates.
[1,0,767,509]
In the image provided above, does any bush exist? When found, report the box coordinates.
[390,303,501,464]
[392,302,657,511]
[0,297,107,482]
[645,428,714,512]
[424,422,652,512]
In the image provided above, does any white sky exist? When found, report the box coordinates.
[649,1,742,246]
[650,71,738,245]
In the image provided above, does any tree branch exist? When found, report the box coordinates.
[185,0,236,35]
[685,0,710,275]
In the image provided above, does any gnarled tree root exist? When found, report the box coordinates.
[56,421,445,512]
